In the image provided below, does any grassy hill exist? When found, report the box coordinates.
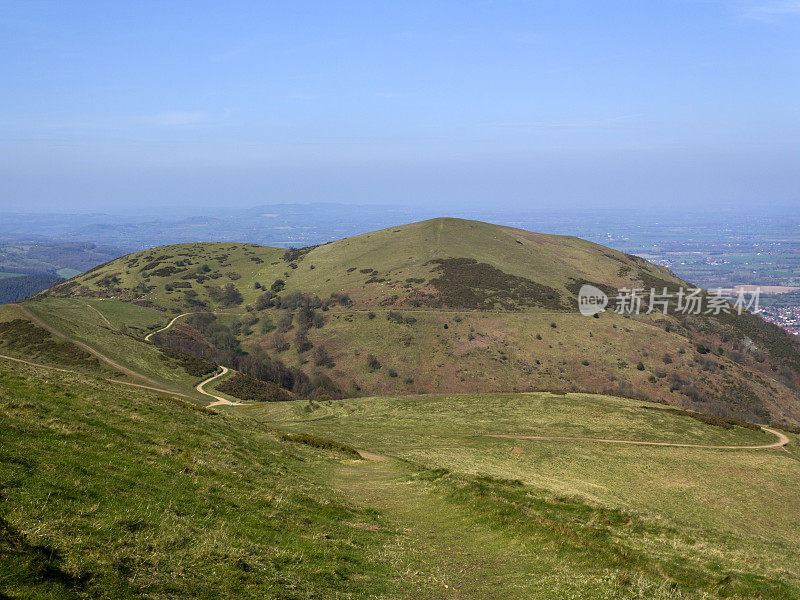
[2,357,799,598]
[2,218,800,597]
[37,217,800,427]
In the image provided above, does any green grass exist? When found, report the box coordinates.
[21,298,203,390]
[2,355,799,598]
[34,218,800,426]
[0,360,401,599]
[265,392,800,595]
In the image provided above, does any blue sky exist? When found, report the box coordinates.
[1,0,799,212]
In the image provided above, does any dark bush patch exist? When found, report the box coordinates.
[156,346,218,378]
[206,283,243,307]
[274,431,361,457]
[425,258,567,311]
[0,319,101,371]
[216,372,294,402]
[282,246,316,262]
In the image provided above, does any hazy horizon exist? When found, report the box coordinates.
[2,1,800,213]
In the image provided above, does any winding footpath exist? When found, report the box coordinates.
[195,366,243,407]
[1,305,795,446]
[144,311,250,342]
[8,305,241,406]
[487,427,790,450]
[18,305,177,391]
[0,352,195,399]
[144,312,192,342]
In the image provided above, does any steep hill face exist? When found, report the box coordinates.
[40,218,800,427]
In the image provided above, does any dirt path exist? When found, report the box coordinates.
[28,303,246,407]
[195,366,244,407]
[17,304,192,397]
[144,311,250,342]
[356,449,391,461]
[0,352,195,399]
[144,312,192,342]
[12,305,796,442]
[83,302,114,328]
[488,427,789,450]
[329,457,544,598]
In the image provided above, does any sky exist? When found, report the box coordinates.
[1,0,799,214]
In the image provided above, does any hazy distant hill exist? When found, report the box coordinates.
[41,218,800,427]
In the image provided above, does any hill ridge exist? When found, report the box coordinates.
[27,217,800,427]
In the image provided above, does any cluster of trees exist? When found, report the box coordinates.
[215,372,294,402]
[206,283,243,307]
[252,289,351,312]
[153,312,341,400]
[0,273,61,304]
[386,310,416,325]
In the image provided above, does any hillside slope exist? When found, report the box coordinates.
[4,355,798,598]
[39,218,800,426]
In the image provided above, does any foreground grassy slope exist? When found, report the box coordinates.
[37,218,800,426]
[3,356,798,598]
[0,360,404,599]
[266,392,800,594]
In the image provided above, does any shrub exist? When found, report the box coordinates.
[313,346,335,368]
[367,311,376,320]
[388,368,398,378]
[366,354,382,371]
[207,283,243,307]
[330,292,352,306]
[275,431,360,457]
[157,346,218,378]
[276,313,293,332]
[425,257,565,310]
[216,372,294,402]
[260,316,276,334]
[636,362,645,371]
[387,311,404,324]
[294,331,313,353]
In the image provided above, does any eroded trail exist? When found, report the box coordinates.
[0,352,195,399]
[15,305,243,408]
[144,311,249,342]
[330,457,540,599]
[487,427,789,450]
[195,366,243,407]
[144,312,192,342]
[19,305,174,388]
